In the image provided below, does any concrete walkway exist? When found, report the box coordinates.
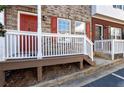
[94,57,112,65]
[59,58,124,87]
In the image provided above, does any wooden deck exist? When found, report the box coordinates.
[0,54,95,87]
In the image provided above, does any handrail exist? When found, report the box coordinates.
[4,31,94,61]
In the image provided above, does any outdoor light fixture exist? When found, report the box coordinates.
[42,15,47,21]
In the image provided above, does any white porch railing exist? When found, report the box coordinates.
[94,39,124,60]
[3,30,93,61]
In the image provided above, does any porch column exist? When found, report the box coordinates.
[37,5,42,59]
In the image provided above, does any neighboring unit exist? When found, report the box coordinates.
[92,5,124,60]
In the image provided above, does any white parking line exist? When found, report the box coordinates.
[112,73,124,80]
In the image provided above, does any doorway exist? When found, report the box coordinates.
[95,24,103,40]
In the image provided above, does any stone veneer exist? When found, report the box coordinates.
[5,5,92,37]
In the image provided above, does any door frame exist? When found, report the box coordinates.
[17,11,37,31]
[95,24,104,40]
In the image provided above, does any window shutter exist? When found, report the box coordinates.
[86,22,90,39]
[51,16,57,33]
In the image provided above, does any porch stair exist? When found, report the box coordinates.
[83,55,96,66]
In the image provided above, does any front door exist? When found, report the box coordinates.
[20,13,37,55]
[95,24,103,40]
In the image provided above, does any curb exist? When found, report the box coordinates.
[33,59,123,87]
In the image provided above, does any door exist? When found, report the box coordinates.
[95,24,103,40]
[20,13,37,55]
[95,24,103,50]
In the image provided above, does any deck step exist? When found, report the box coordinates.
[83,55,96,66]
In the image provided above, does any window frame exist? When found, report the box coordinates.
[110,27,122,39]
[57,18,71,34]
[75,21,86,34]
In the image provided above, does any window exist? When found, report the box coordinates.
[117,5,122,9]
[75,21,86,34]
[110,27,122,39]
[113,5,124,10]
[0,11,4,25]
[57,18,71,34]
[113,5,116,8]
[57,18,71,43]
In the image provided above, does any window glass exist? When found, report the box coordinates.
[113,5,116,8]
[110,27,122,39]
[117,5,122,9]
[58,18,71,34]
[123,5,124,10]
[113,5,123,10]
[75,21,86,34]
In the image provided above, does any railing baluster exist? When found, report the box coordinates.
[21,35,23,57]
[6,34,9,58]
[25,35,27,58]
[31,36,33,57]
[42,36,44,57]
[27,35,31,57]
[51,36,52,55]
[10,34,13,58]
[56,36,57,56]
[35,36,37,57]
[14,35,17,58]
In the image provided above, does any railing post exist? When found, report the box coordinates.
[0,37,6,61]
[101,40,103,51]
[123,41,124,58]
[37,5,42,59]
[83,35,87,55]
[111,39,114,60]
[91,43,93,61]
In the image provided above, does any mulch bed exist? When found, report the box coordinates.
[4,62,90,87]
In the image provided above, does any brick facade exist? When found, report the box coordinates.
[92,17,124,41]
[5,5,92,38]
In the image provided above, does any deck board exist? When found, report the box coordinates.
[0,54,94,71]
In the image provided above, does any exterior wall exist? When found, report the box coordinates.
[4,5,92,39]
[5,6,37,30]
[92,17,124,42]
[92,5,124,21]
[41,5,91,35]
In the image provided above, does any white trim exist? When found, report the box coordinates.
[110,26,122,39]
[112,73,124,80]
[0,10,5,25]
[57,18,71,34]
[17,11,37,31]
[95,24,103,40]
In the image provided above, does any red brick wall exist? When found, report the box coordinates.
[92,17,124,42]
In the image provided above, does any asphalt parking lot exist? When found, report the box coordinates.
[83,68,124,87]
